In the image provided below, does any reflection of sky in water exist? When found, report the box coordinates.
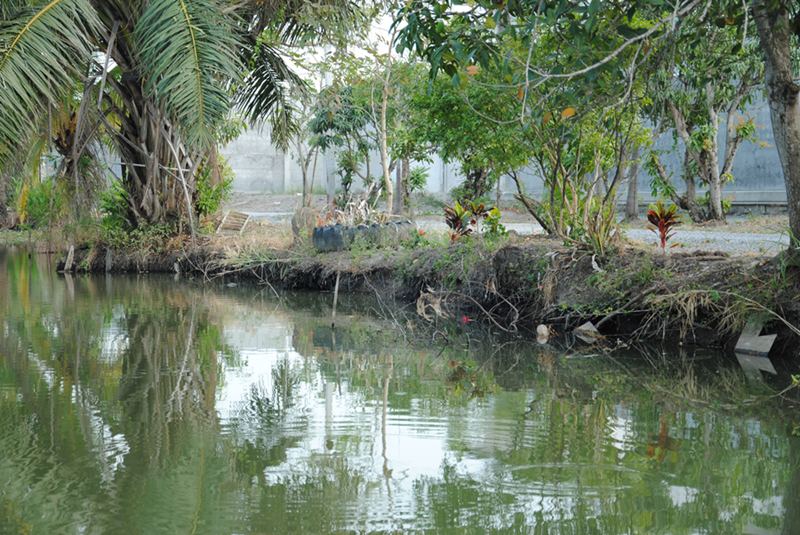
[216,318,527,528]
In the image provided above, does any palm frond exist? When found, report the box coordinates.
[0,1,28,20]
[240,0,364,45]
[0,0,99,170]
[234,41,307,129]
[134,0,241,148]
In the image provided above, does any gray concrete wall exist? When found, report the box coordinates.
[222,98,787,206]
[641,98,785,204]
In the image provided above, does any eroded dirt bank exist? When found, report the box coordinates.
[59,236,800,355]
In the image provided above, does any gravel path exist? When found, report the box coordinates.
[624,228,790,255]
[416,219,790,255]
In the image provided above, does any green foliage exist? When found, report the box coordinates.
[29,181,65,229]
[134,0,241,148]
[443,200,506,242]
[100,222,176,253]
[0,0,101,168]
[99,180,131,232]
[405,71,524,199]
[195,158,235,218]
[483,207,507,240]
[443,200,473,241]
[407,166,428,194]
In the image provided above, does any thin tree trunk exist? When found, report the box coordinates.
[682,152,709,223]
[378,26,399,214]
[306,150,318,208]
[402,157,410,209]
[392,158,404,215]
[624,146,640,220]
[705,98,725,222]
[753,0,800,249]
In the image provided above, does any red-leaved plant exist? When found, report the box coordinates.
[647,201,681,252]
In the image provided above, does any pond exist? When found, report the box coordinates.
[0,247,798,534]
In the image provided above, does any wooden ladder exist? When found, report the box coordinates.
[217,210,251,235]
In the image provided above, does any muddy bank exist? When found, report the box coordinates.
[59,236,800,354]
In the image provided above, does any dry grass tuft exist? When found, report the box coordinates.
[206,221,294,259]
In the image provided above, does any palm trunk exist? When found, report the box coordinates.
[753,0,800,249]
[109,64,198,230]
[96,6,198,232]
[624,146,640,220]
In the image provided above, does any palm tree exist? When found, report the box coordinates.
[0,0,358,231]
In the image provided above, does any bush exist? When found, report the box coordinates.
[99,179,131,231]
[407,166,428,194]
[14,178,66,229]
[195,157,234,217]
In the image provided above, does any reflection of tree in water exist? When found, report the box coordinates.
[230,358,305,482]
[3,249,800,533]
[117,301,215,466]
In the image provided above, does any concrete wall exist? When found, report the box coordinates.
[222,98,787,206]
[642,98,785,205]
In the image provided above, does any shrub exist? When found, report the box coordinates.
[195,157,234,217]
[444,200,507,242]
[407,166,428,194]
[99,179,131,231]
[647,201,681,252]
[13,178,66,229]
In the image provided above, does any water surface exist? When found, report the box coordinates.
[0,247,798,534]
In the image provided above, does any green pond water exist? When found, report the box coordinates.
[0,247,798,534]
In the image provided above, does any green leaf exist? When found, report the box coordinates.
[0,0,100,169]
[135,0,241,148]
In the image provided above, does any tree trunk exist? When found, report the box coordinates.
[708,177,725,221]
[378,27,399,214]
[704,100,726,222]
[302,149,318,208]
[681,152,708,223]
[100,19,198,231]
[378,112,394,212]
[753,0,800,248]
[624,146,640,220]
[651,151,706,222]
[392,158,404,215]
[115,94,198,229]
[463,168,490,201]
